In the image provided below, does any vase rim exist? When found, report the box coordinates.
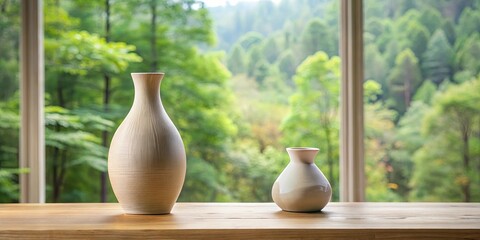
[286,147,319,151]
[131,72,165,75]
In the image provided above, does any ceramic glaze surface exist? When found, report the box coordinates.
[272,147,332,212]
[108,73,186,214]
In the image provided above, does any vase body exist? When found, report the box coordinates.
[272,147,332,212]
[108,72,186,214]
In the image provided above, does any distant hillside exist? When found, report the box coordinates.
[208,0,335,51]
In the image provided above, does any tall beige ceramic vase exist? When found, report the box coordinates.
[108,72,186,215]
[272,147,332,212]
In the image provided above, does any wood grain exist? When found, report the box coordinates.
[0,203,479,239]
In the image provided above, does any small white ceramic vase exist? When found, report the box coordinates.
[108,72,186,215]
[272,147,332,212]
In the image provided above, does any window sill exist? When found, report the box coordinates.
[1,202,479,239]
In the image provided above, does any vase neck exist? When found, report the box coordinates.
[131,73,164,106]
[286,147,319,164]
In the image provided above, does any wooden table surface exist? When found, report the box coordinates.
[0,202,479,239]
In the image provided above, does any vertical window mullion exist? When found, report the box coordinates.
[20,0,45,203]
[340,0,365,202]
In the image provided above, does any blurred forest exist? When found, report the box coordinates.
[0,0,479,203]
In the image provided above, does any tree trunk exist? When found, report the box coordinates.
[100,0,111,203]
[461,120,470,202]
[150,0,158,71]
[477,120,480,173]
[57,150,68,202]
[52,74,66,202]
[57,78,64,108]
[404,72,411,108]
[52,133,60,202]
[0,0,8,13]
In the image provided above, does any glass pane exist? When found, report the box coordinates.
[206,0,340,202]
[0,0,21,203]
[44,0,141,202]
[44,0,340,202]
[364,0,480,201]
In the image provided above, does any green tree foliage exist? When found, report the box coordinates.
[395,9,421,34]
[454,33,480,80]
[402,23,430,61]
[396,0,416,17]
[226,72,290,202]
[394,8,433,61]
[364,44,387,87]
[364,81,400,201]
[276,50,297,82]
[282,52,340,200]
[388,102,428,199]
[418,8,443,35]
[109,0,215,73]
[442,20,456,45]
[364,80,382,103]
[253,0,276,33]
[42,0,240,202]
[410,78,480,202]
[0,0,20,203]
[422,30,453,85]
[456,7,480,39]
[387,49,422,115]
[300,19,334,60]
[365,18,385,39]
[42,25,141,202]
[412,80,436,104]
[383,36,402,70]
[238,31,264,50]
[252,59,271,85]
[66,0,240,201]
[227,44,247,74]
[375,20,395,53]
[44,106,114,202]
[0,0,19,101]
[45,31,141,77]
[282,21,294,49]
[163,52,238,201]
[0,100,20,203]
[246,45,263,77]
[262,38,280,64]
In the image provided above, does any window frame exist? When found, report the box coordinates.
[19,0,365,203]
[339,0,365,202]
[20,0,45,203]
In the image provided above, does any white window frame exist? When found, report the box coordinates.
[19,0,365,203]
[20,0,45,203]
[340,0,365,202]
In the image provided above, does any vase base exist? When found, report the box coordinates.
[120,204,174,215]
[123,211,171,215]
[281,208,325,213]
